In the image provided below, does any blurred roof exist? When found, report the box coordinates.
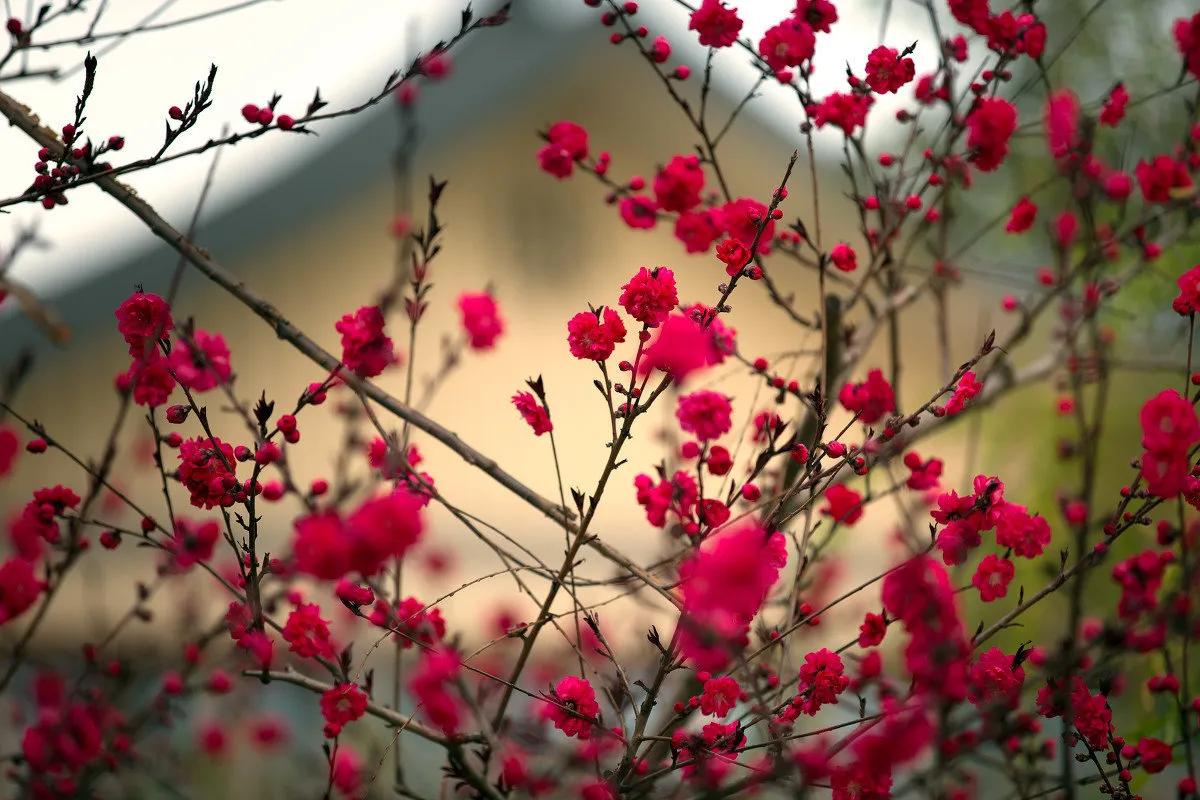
[0,5,598,355]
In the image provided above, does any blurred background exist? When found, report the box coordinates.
[0,0,1197,796]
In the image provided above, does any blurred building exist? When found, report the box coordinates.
[0,6,1004,662]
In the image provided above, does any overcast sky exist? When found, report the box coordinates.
[0,0,945,298]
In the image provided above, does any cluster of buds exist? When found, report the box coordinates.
[240,99,295,130]
[30,128,122,210]
[590,0,690,79]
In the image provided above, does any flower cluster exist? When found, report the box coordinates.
[114,291,177,407]
[457,291,505,350]
[1139,388,1200,498]
[292,488,424,579]
[335,305,395,377]
[542,675,601,739]
[676,523,787,671]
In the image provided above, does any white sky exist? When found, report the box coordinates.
[0,0,937,297]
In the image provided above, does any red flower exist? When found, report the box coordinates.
[1054,210,1078,250]
[169,329,231,391]
[914,72,948,105]
[699,676,741,717]
[1113,550,1170,623]
[618,195,658,229]
[948,0,988,32]
[319,683,367,737]
[198,722,227,757]
[1005,196,1037,234]
[838,368,895,425]
[676,523,786,670]
[168,518,220,570]
[810,91,873,135]
[864,46,914,94]
[794,648,849,715]
[994,504,1051,558]
[965,97,1017,172]
[292,490,423,580]
[758,18,814,72]
[882,556,970,699]
[335,579,375,607]
[1100,83,1128,127]
[748,410,777,441]
[640,312,723,381]
[619,267,678,327]
[409,648,464,734]
[688,303,736,358]
[537,121,588,178]
[1103,170,1132,200]
[369,596,445,648]
[1071,685,1113,748]
[345,488,425,576]
[10,486,79,560]
[1139,389,1200,497]
[821,483,863,525]
[248,716,289,750]
[688,0,742,48]
[653,155,705,212]
[634,469,698,528]
[858,612,887,647]
[567,307,626,361]
[1176,13,1200,79]
[366,437,422,480]
[1174,265,1200,315]
[720,197,775,252]
[943,370,981,415]
[984,11,1045,58]
[673,721,745,782]
[546,121,587,159]
[716,238,752,277]
[512,391,552,435]
[1018,17,1047,58]
[0,557,44,625]
[1044,89,1080,160]
[903,451,943,490]
[335,305,395,378]
[676,390,733,441]
[19,677,114,778]
[650,35,671,63]
[457,292,504,350]
[936,520,982,565]
[542,675,600,739]
[177,437,238,509]
[1136,736,1172,774]
[972,554,1014,602]
[829,242,857,272]
[581,781,616,800]
[225,606,256,654]
[1143,388,1200,454]
[1136,155,1193,203]
[331,747,363,796]
[115,290,173,356]
[795,0,838,33]
[293,512,351,580]
[118,353,177,407]
[282,603,336,659]
[674,209,722,253]
[968,647,1024,708]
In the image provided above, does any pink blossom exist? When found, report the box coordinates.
[457,292,504,350]
[618,267,678,327]
[567,307,627,361]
